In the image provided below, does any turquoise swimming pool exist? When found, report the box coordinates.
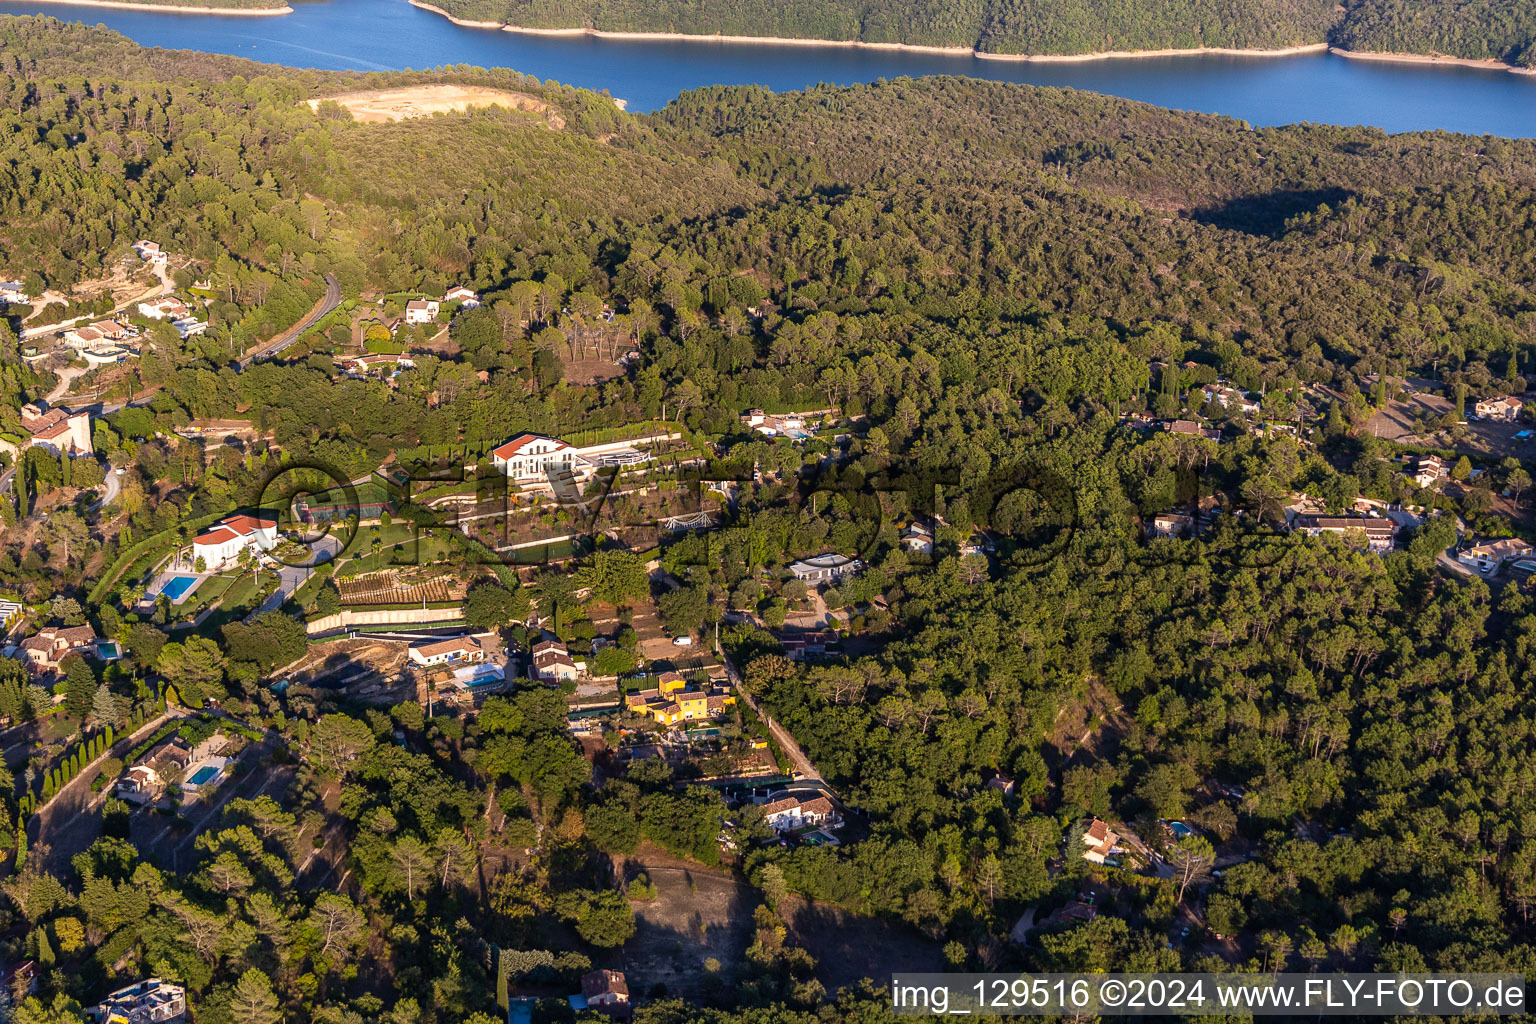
[188,765,219,786]
[160,575,198,602]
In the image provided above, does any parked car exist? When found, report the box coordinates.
[672,635,693,647]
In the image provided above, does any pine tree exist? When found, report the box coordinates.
[14,819,26,873]
[34,927,53,969]
[91,685,116,730]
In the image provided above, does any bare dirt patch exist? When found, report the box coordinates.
[624,844,758,999]
[308,85,562,128]
[563,357,626,385]
[781,896,945,995]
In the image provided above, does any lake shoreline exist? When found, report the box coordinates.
[407,0,500,29]
[1328,45,1535,77]
[493,21,1332,62]
[20,0,290,14]
[403,6,1536,75]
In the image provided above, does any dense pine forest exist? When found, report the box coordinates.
[3,12,1536,1024]
[430,0,1536,65]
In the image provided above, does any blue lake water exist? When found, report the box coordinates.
[3,0,1536,134]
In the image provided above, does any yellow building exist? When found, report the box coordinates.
[626,671,735,725]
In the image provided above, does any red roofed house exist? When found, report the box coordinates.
[490,434,595,490]
[16,625,99,677]
[407,635,485,668]
[1081,818,1120,864]
[577,969,629,1017]
[1475,395,1524,421]
[531,638,581,682]
[193,514,278,569]
[443,286,480,308]
[761,793,840,832]
[20,405,92,457]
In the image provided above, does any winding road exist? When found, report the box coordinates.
[238,272,341,368]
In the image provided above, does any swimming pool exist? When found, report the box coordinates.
[159,575,198,602]
[187,765,219,786]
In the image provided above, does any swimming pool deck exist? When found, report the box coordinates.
[144,571,206,606]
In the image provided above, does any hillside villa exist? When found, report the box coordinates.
[625,670,735,724]
[444,286,480,308]
[1458,537,1536,575]
[404,298,439,324]
[172,316,207,339]
[1164,419,1223,442]
[64,320,135,350]
[902,521,935,554]
[116,729,225,805]
[86,978,185,1024]
[137,297,188,320]
[572,969,629,1019]
[761,792,840,832]
[1475,395,1524,421]
[531,638,582,682]
[788,553,862,583]
[1292,514,1398,554]
[490,433,596,491]
[19,405,92,457]
[0,280,29,304]
[1201,383,1261,415]
[407,635,486,668]
[13,625,99,677]
[1082,818,1120,864]
[1409,454,1449,488]
[192,513,278,569]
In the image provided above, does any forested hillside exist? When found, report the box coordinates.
[5,14,1536,1024]
[430,0,1536,66]
[1333,0,1536,64]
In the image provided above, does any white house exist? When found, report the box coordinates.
[788,553,862,583]
[407,635,485,668]
[901,522,935,555]
[172,317,207,339]
[443,286,480,308]
[761,794,840,832]
[490,433,595,489]
[137,297,188,320]
[1081,818,1120,864]
[1475,396,1524,421]
[192,514,278,569]
[577,970,629,1015]
[1409,455,1448,489]
[63,320,132,351]
[531,639,581,682]
[403,299,440,324]
[0,281,30,305]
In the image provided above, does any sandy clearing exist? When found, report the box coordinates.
[307,84,560,127]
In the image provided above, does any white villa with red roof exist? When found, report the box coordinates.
[193,514,278,569]
[490,433,595,490]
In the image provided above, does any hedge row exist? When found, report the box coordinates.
[89,508,231,605]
